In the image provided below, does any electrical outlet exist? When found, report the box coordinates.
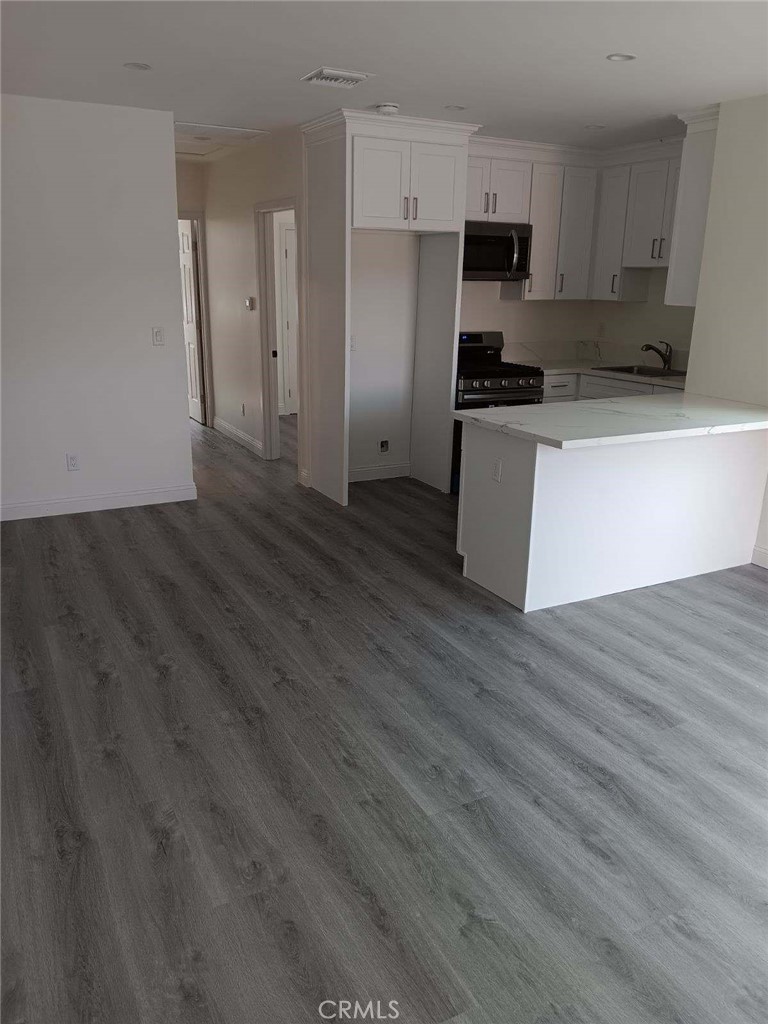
[492,457,503,483]
[379,440,389,454]
[152,326,164,346]
[66,453,80,472]
[241,403,246,417]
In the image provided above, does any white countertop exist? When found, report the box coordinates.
[455,393,768,450]
[541,361,686,390]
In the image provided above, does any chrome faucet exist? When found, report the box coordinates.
[641,341,673,371]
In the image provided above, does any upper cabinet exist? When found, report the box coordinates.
[555,166,597,300]
[466,157,533,222]
[622,158,681,267]
[353,136,466,232]
[591,165,630,300]
[526,163,564,300]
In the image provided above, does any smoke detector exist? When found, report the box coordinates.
[375,103,400,116]
[300,67,373,88]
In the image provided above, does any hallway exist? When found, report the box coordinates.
[2,423,766,1024]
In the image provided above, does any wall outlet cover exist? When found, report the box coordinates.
[66,453,80,472]
[379,440,390,454]
[152,326,165,346]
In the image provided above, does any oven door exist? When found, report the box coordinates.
[456,389,542,409]
[463,222,531,282]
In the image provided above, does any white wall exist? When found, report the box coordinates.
[204,130,302,453]
[1,94,195,520]
[175,158,207,212]
[349,232,419,480]
[460,269,695,361]
[684,93,768,566]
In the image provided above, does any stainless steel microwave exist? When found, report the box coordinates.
[463,221,532,281]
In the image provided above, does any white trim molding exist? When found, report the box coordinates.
[348,463,411,483]
[213,416,264,455]
[676,105,720,135]
[0,484,197,522]
[752,545,768,569]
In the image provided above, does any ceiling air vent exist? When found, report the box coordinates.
[300,67,373,88]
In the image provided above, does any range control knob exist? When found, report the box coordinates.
[500,379,509,388]
[518,377,527,386]
[483,379,492,388]
[472,379,481,389]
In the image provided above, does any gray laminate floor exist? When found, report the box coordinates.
[2,416,767,1024]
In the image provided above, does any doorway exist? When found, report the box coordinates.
[272,209,299,463]
[178,215,212,425]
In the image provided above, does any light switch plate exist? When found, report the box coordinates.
[152,327,164,346]
[492,458,503,483]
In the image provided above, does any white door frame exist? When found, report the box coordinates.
[179,209,214,427]
[253,197,304,467]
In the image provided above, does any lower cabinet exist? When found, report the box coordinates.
[543,374,578,399]
[578,375,654,400]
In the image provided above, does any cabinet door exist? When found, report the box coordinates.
[579,375,654,399]
[590,166,630,301]
[525,163,564,300]
[622,160,668,267]
[555,166,597,300]
[488,159,532,222]
[409,142,466,231]
[466,157,491,220]
[658,157,681,266]
[352,137,411,230]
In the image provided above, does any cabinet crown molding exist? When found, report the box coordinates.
[675,105,720,134]
[301,107,482,139]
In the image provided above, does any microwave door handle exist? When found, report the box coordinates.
[510,229,520,275]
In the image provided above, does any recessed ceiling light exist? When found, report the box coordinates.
[445,105,467,111]
[123,62,152,71]
[606,53,636,62]
[584,124,607,130]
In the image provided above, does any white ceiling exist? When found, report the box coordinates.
[2,1,767,151]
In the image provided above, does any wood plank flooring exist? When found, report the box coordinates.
[2,412,767,1024]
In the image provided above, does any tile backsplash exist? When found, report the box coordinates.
[459,269,695,370]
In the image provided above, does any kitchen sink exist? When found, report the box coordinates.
[594,365,687,378]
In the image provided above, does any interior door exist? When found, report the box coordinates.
[352,137,411,230]
[409,142,466,231]
[466,157,491,219]
[279,223,300,415]
[525,163,564,300]
[178,220,204,423]
[488,159,533,222]
[555,166,597,300]
[622,160,668,267]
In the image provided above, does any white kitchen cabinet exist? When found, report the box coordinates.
[525,163,564,300]
[466,157,491,218]
[578,375,654,400]
[465,157,532,222]
[590,166,651,302]
[544,373,578,398]
[353,136,465,232]
[352,137,412,230]
[657,158,680,266]
[622,159,680,267]
[555,166,597,300]
[489,159,532,222]
[409,142,466,231]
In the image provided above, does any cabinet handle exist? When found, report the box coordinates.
[658,236,665,259]
[492,193,497,214]
[483,192,489,214]
[551,383,568,389]
[651,237,658,259]
[403,196,409,221]
[610,273,617,294]
[558,273,564,293]
[413,197,418,221]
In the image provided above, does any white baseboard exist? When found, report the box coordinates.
[752,545,768,568]
[0,483,197,522]
[348,462,411,483]
[213,417,264,456]
[298,467,310,486]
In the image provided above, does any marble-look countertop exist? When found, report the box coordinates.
[541,361,686,390]
[455,393,768,450]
